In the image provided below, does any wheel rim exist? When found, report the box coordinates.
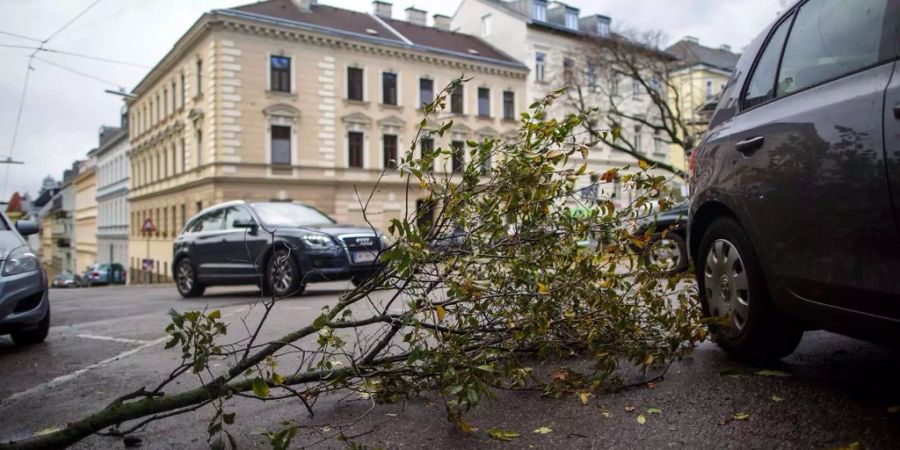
[269,252,294,294]
[176,261,194,293]
[648,238,682,271]
[704,239,750,336]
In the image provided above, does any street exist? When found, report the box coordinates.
[1,285,898,449]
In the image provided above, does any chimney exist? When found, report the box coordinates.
[433,14,450,31]
[405,6,427,26]
[291,0,316,12]
[683,36,699,44]
[719,44,732,53]
[372,1,392,19]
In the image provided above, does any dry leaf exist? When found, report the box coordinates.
[624,405,636,412]
[732,413,750,421]
[579,392,592,406]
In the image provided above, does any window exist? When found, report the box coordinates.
[416,199,435,232]
[196,59,202,96]
[383,134,398,169]
[477,87,490,117]
[533,0,547,21]
[651,74,662,92]
[705,79,713,99]
[191,208,225,233]
[634,126,642,153]
[503,91,515,120]
[180,137,185,173]
[535,53,546,82]
[451,141,464,173]
[653,131,665,156]
[155,95,160,122]
[611,71,620,96]
[563,57,575,84]
[348,132,364,168]
[224,207,253,229]
[481,14,492,36]
[163,88,168,116]
[382,72,397,105]
[180,72,185,107]
[597,20,609,37]
[172,81,177,111]
[271,125,291,165]
[632,79,641,98]
[777,0,888,97]
[347,67,364,101]
[196,129,203,165]
[270,55,291,92]
[565,10,578,30]
[450,85,464,114]
[419,78,434,106]
[420,137,435,172]
[741,14,792,109]
[587,64,598,89]
[252,203,335,227]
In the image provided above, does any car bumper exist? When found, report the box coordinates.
[0,269,49,334]
[299,250,383,282]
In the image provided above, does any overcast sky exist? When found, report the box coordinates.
[0,0,784,201]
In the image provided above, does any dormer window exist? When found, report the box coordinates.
[565,9,578,30]
[597,20,610,37]
[533,1,547,22]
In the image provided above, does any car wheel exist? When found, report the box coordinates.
[697,217,802,364]
[266,248,305,297]
[11,306,50,345]
[644,232,688,275]
[175,258,205,298]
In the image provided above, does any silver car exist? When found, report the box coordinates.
[0,212,49,345]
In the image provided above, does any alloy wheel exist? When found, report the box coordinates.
[176,260,194,293]
[704,239,750,336]
[269,252,294,294]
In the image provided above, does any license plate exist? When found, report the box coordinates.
[352,251,377,264]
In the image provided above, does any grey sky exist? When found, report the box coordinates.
[0,0,782,200]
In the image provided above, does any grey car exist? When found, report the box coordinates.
[689,0,900,363]
[0,213,50,345]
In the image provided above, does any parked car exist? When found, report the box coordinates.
[52,272,82,288]
[632,203,688,275]
[0,213,50,345]
[173,201,385,298]
[689,0,900,363]
[80,263,126,286]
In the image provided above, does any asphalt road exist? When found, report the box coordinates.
[1,284,898,449]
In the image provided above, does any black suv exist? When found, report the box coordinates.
[690,0,900,362]
[173,201,384,298]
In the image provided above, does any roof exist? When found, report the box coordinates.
[229,0,524,68]
[665,39,740,72]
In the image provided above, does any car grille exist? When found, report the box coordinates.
[13,291,43,313]
[341,235,380,251]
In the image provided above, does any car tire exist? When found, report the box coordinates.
[266,248,305,297]
[644,232,689,275]
[697,217,802,364]
[11,307,50,345]
[175,258,205,298]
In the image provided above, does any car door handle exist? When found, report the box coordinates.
[735,136,765,155]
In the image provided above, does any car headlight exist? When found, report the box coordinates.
[301,234,334,249]
[3,246,39,276]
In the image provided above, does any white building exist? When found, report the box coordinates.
[452,0,677,200]
[95,119,130,267]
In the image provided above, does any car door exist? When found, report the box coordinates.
[727,0,900,319]
[219,206,269,279]
[191,208,227,280]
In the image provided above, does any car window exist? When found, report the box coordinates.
[224,206,254,229]
[251,203,336,227]
[742,14,793,109]
[777,0,889,96]
[191,209,226,233]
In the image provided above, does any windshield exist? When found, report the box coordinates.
[251,203,336,228]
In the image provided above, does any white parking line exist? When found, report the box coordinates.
[3,337,167,403]
[75,334,155,345]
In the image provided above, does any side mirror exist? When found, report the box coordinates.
[233,218,258,231]
[15,220,39,236]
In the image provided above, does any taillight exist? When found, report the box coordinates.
[92,272,100,277]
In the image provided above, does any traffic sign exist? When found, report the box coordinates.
[141,217,157,234]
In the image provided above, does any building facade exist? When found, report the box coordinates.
[665,36,740,172]
[49,169,77,277]
[74,150,98,273]
[452,0,676,201]
[95,123,131,268]
[126,0,528,282]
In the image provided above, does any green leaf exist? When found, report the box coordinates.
[312,313,328,329]
[732,412,750,421]
[251,378,270,398]
[487,428,520,442]
[646,407,662,414]
[208,309,221,320]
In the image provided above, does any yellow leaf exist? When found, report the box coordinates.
[756,369,791,377]
[32,427,62,437]
[601,412,612,418]
[643,354,655,366]
[636,415,646,425]
[579,392,592,406]
[646,407,662,414]
[732,412,750,421]
[207,309,221,320]
[459,418,478,433]
[546,150,563,160]
[638,160,650,171]
[436,305,446,322]
[611,126,622,142]
[771,395,784,402]
[537,283,549,295]
[532,426,553,434]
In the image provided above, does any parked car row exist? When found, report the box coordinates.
[51,263,127,288]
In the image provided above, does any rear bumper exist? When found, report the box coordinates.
[0,269,49,334]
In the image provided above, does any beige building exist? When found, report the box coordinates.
[126,0,528,282]
[73,150,98,273]
[665,36,740,172]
